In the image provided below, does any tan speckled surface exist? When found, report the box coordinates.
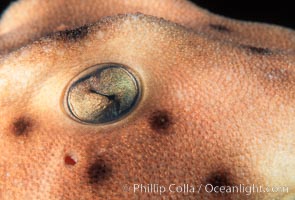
[0,0,294,199]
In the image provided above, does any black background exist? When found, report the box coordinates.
[0,0,294,29]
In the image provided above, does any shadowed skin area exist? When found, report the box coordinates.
[0,0,295,199]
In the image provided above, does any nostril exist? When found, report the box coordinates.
[64,154,77,166]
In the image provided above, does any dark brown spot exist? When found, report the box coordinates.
[64,155,77,166]
[12,117,32,136]
[209,24,231,33]
[206,171,232,188]
[88,159,112,184]
[241,45,272,55]
[149,110,173,133]
[56,25,89,41]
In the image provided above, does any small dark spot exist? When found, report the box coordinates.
[209,24,231,33]
[206,171,232,188]
[241,45,272,55]
[57,25,89,41]
[149,110,173,133]
[12,117,32,136]
[88,159,112,184]
[64,155,77,166]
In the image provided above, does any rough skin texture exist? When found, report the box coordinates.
[0,0,294,199]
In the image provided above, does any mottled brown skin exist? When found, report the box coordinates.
[0,0,295,200]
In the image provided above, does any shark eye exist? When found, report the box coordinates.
[64,63,140,124]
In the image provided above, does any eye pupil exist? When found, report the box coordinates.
[65,64,140,124]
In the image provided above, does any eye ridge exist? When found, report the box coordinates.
[65,64,140,124]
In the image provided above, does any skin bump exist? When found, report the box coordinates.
[11,117,33,136]
[265,68,289,82]
[87,159,112,184]
[148,110,173,133]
